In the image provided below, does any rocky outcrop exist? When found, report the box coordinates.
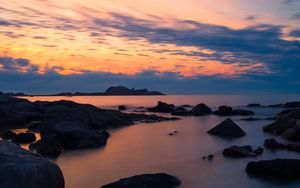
[0,130,16,140]
[207,118,246,137]
[246,159,300,179]
[148,101,175,113]
[171,107,191,116]
[190,103,212,116]
[264,138,300,153]
[213,106,254,116]
[100,173,181,188]
[105,86,165,96]
[263,108,300,141]
[118,105,126,111]
[223,145,263,158]
[0,140,64,188]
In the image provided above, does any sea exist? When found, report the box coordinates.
[23,94,300,188]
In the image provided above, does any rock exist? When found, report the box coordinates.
[207,154,214,160]
[0,130,16,140]
[190,103,212,116]
[29,138,62,157]
[207,118,246,137]
[180,104,193,108]
[171,107,191,116]
[283,102,300,108]
[268,104,283,108]
[168,133,174,136]
[246,103,264,107]
[27,121,43,132]
[246,159,300,179]
[263,108,300,140]
[223,145,262,158]
[213,106,254,116]
[0,140,64,188]
[264,138,300,153]
[100,173,181,188]
[118,105,126,111]
[105,86,165,95]
[11,132,36,144]
[254,147,264,155]
[148,101,175,113]
[42,121,110,149]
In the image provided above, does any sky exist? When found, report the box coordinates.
[0,0,300,94]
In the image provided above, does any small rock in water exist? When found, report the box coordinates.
[207,154,214,160]
[11,132,36,144]
[168,133,174,136]
[118,105,126,111]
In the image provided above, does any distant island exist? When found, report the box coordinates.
[0,86,165,96]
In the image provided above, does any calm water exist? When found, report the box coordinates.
[24,95,300,188]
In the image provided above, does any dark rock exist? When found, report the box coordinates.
[0,130,16,140]
[246,159,300,179]
[100,173,181,188]
[246,103,264,107]
[207,154,214,160]
[0,140,64,188]
[29,138,62,157]
[148,101,175,113]
[213,106,254,116]
[241,117,276,121]
[284,102,300,108]
[268,104,283,108]
[105,86,165,96]
[118,105,126,111]
[171,107,191,116]
[180,104,193,108]
[168,133,174,136]
[27,121,43,131]
[207,118,246,137]
[254,147,264,155]
[223,145,262,158]
[11,132,36,144]
[264,138,300,153]
[190,103,212,116]
[42,121,110,149]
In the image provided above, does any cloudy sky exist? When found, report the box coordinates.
[0,0,300,94]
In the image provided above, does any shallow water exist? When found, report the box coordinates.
[24,95,300,188]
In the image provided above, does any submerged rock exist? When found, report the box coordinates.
[11,132,36,144]
[190,103,212,116]
[148,101,175,113]
[0,140,64,188]
[246,159,300,179]
[207,118,246,137]
[223,145,263,158]
[100,173,181,188]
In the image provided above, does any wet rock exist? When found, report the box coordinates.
[148,101,175,113]
[100,173,181,188]
[246,159,300,179]
[223,145,262,158]
[283,102,300,108]
[0,140,64,188]
[118,105,126,111]
[29,137,62,157]
[213,106,254,116]
[207,154,214,160]
[0,130,16,140]
[190,103,212,116]
[207,118,246,137]
[171,107,191,116]
[27,121,43,132]
[264,138,300,153]
[11,132,36,144]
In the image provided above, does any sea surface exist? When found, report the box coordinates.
[24,95,300,188]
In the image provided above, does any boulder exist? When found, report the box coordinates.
[264,138,285,149]
[0,140,64,188]
[11,132,36,144]
[29,137,62,157]
[190,103,212,116]
[207,118,246,137]
[246,159,300,179]
[223,145,263,158]
[118,105,126,111]
[171,107,191,116]
[213,106,254,116]
[0,130,16,140]
[100,173,181,188]
[148,101,175,113]
[27,121,43,132]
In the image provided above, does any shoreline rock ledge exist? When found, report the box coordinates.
[100,173,181,188]
[0,140,64,188]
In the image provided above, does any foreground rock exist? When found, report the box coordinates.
[213,106,254,116]
[0,130,16,140]
[207,118,246,137]
[148,101,175,113]
[223,145,263,158]
[190,103,212,116]
[11,132,36,144]
[29,137,62,157]
[100,173,181,188]
[263,108,300,141]
[246,159,300,179]
[0,140,64,188]
[264,138,300,153]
